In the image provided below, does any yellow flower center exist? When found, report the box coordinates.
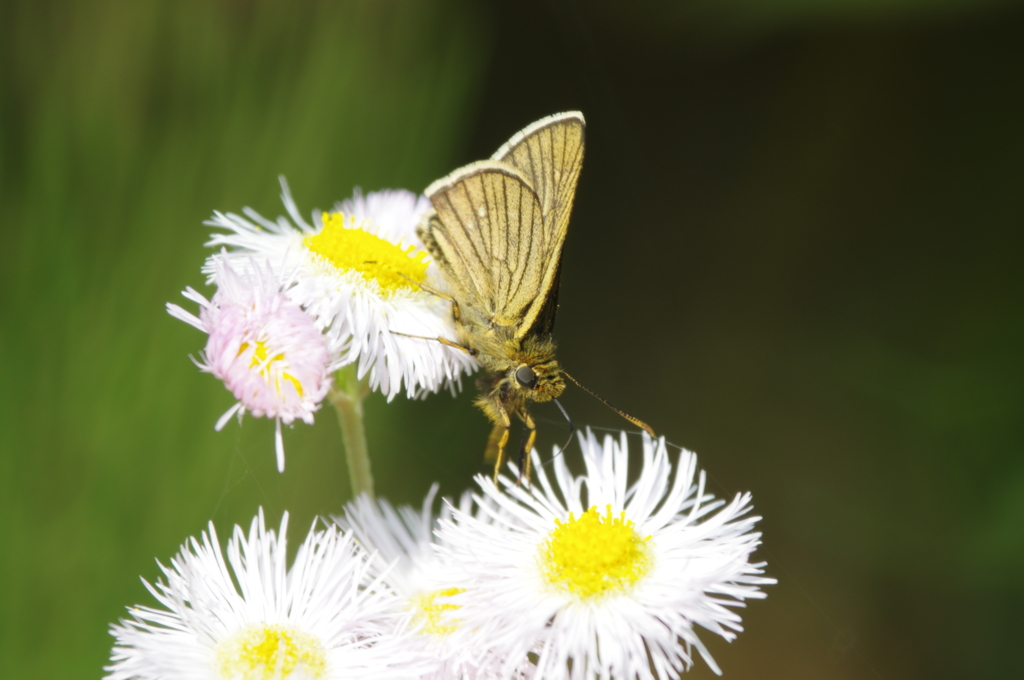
[240,340,303,397]
[539,505,652,600]
[216,624,326,680]
[304,212,429,294]
[411,587,464,637]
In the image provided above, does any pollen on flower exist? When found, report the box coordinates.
[216,623,327,680]
[411,587,464,637]
[243,339,303,397]
[304,212,429,294]
[540,505,652,600]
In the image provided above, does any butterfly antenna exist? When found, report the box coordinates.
[561,370,655,436]
[547,398,576,465]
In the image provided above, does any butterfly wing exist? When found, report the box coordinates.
[422,161,549,331]
[490,111,584,337]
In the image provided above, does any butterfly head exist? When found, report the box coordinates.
[512,359,565,403]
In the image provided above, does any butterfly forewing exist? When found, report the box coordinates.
[491,111,585,225]
[490,112,584,337]
[425,163,548,329]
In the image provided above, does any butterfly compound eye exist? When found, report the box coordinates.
[515,365,537,388]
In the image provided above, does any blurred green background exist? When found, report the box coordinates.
[2,1,1022,678]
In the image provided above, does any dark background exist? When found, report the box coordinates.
[2,1,1022,678]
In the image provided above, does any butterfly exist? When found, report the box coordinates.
[416,111,652,482]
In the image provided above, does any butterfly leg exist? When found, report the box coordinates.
[397,274,464,324]
[490,406,512,484]
[517,412,537,486]
[390,331,476,356]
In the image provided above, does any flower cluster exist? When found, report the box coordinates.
[140,168,774,678]
[167,179,477,470]
[107,431,773,679]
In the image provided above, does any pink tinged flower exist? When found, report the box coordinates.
[205,179,478,400]
[168,257,334,472]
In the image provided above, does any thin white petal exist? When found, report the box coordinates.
[214,402,243,431]
[275,418,285,473]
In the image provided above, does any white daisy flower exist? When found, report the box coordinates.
[106,509,425,680]
[168,256,335,472]
[337,488,534,680]
[205,178,477,399]
[438,430,774,679]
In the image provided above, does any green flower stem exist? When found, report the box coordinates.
[329,364,374,500]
